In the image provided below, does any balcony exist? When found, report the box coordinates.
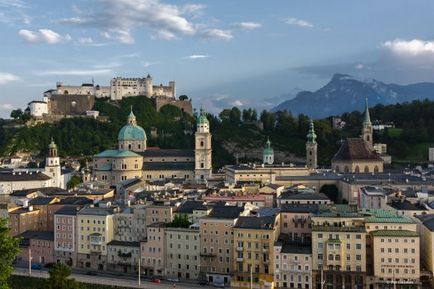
[236,257,243,262]
[236,247,244,251]
[89,233,103,246]
[200,252,216,257]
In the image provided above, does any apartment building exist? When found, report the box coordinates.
[145,203,174,226]
[54,206,79,266]
[76,207,115,270]
[280,204,318,243]
[140,222,166,277]
[107,240,140,274]
[166,227,200,281]
[8,206,41,236]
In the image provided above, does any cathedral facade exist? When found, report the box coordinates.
[92,108,212,184]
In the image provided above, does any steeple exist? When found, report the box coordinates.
[306,118,317,144]
[363,97,371,125]
[195,105,212,181]
[263,137,274,165]
[127,106,137,125]
[48,137,58,157]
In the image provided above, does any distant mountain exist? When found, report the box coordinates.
[272,73,434,118]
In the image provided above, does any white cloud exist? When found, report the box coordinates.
[355,64,364,69]
[0,103,13,110]
[183,54,209,59]
[383,39,434,56]
[233,22,262,30]
[18,29,70,44]
[0,72,19,85]
[36,69,112,76]
[22,15,31,25]
[201,29,233,40]
[231,100,243,106]
[143,61,159,68]
[78,37,93,44]
[60,0,230,42]
[284,17,314,28]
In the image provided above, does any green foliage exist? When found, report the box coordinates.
[320,184,339,203]
[47,263,80,289]
[67,176,83,190]
[179,95,188,101]
[0,218,21,289]
[166,214,192,228]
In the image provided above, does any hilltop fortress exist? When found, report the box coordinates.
[27,74,192,122]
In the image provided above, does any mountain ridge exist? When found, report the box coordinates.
[272,73,434,118]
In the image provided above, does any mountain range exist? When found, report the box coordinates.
[272,73,434,118]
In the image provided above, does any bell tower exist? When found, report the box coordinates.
[45,138,62,188]
[306,118,318,169]
[195,107,212,181]
[362,98,373,149]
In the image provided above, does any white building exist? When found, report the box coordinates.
[429,147,434,162]
[110,74,175,100]
[28,100,49,117]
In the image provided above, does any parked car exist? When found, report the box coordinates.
[44,263,56,269]
[167,277,179,282]
[151,278,161,284]
[199,280,209,286]
[86,271,97,276]
[31,263,42,270]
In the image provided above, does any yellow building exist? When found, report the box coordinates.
[232,214,280,289]
[311,205,367,289]
[76,207,115,270]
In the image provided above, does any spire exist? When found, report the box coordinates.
[306,118,317,144]
[48,137,57,149]
[197,105,209,125]
[127,107,137,125]
[363,97,371,125]
[266,137,271,149]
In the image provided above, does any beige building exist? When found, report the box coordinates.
[8,206,41,236]
[273,240,312,289]
[419,216,434,287]
[76,207,115,270]
[225,164,310,184]
[140,223,166,276]
[311,205,366,289]
[200,206,244,286]
[110,75,175,100]
[232,214,280,289]
[174,200,210,224]
[371,230,420,288]
[166,227,200,280]
[107,240,140,274]
[145,204,174,226]
[280,204,318,243]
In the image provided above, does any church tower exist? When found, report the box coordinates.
[263,137,274,165]
[195,107,212,181]
[306,118,318,169]
[362,98,373,149]
[45,138,62,188]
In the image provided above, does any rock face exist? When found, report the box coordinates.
[272,73,434,118]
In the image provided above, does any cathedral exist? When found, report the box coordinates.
[92,107,212,184]
[331,99,384,173]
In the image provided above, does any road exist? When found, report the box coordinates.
[14,267,209,289]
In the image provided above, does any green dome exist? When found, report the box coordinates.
[264,138,274,156]
[118,124,146,141]
[48,138,57,149]
[198,107,209,125]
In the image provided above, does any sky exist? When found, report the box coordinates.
[1,0,434,118]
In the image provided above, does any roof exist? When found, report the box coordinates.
[94,149,142,158]
[29,197,58,206]
[140,149,195,158]
[280,204,319,213]
[389,200,427,211]
[20,230,54,241]
[78,207,114,216]
[176,200,207,214]
[0,171,51,182]
[197,107,209,125]
[55,206,80,216]
[280,191,329,201]
[11,187,67,196]
[371,230,419,237]
[9,207,40,214]
[207,205,244,219]
[118,124,146,141]
[107,240,140,247]
[421,215,434,232]
[281,243,312,254]
[234,215,277,230]
[142,161,194,171]
[59,197,93,206]
[332,138,383,161]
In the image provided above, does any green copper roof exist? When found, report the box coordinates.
[95,150,141,158]
[198,106,209,125]
[365,216,415,224]
[264,137,273,156]
[371,230,419,237]
[118,109,146,141]
[306,118,317,144]
[48,138,57,149]
[363,98,371,125]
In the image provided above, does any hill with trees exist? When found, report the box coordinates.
[1,96,434,168]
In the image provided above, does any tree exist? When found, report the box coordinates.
[166,214,192,228]
[46,263,80,289]
[67,176,82,190]
[320,184,339,203]
[179,95,189,101]
[10,109,23,120]
[0,218,20,289]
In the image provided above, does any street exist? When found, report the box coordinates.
[13,267,209,289]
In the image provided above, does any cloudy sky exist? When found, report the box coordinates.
[1,0,434,117]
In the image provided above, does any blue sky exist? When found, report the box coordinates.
[1,0,434,117]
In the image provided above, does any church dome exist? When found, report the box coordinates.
[118,110,147,141]
[263,138,274,156]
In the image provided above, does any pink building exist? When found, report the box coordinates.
[140,222,166,276]
[54,206,79,266]
[17,231,55,266]
[279,204,318,243]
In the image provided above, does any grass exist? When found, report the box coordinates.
[8,275,133,289]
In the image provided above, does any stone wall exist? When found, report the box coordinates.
[154,97,193,115]
[49,94,95,115]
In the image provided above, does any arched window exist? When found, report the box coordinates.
[374,166,379,173]
[344,166,349,173]
[364,166,369,173]
[367,135,370,141]
[354,166,360,173]
[335,166,340,172]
